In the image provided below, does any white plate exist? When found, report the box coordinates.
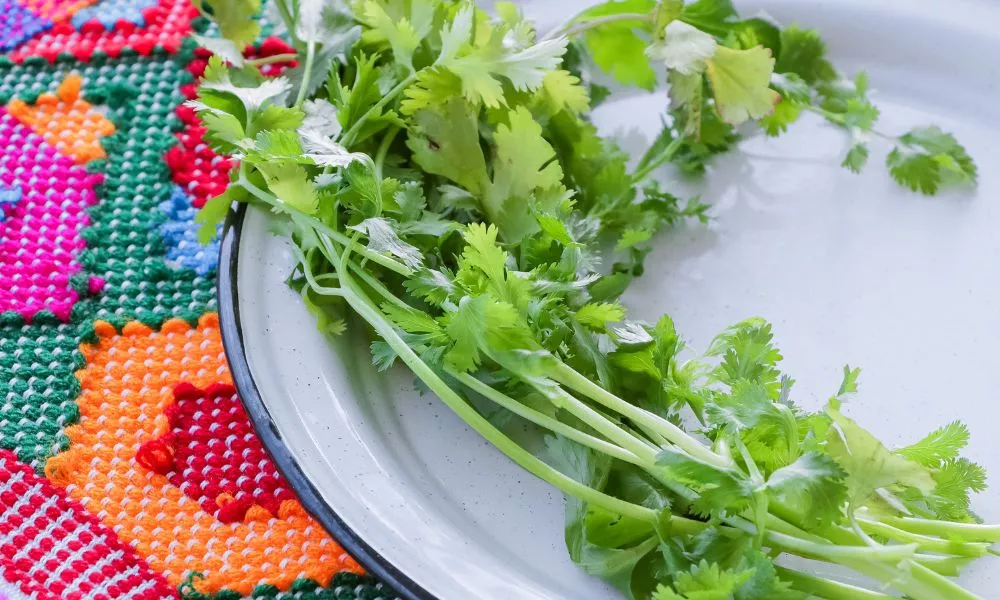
[218,1,1000,598]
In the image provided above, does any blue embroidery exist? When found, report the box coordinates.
[158,186,221,276]
[0,183,21,221]
[71,0,159,30]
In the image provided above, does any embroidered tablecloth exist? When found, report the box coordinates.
[0,2,389,598]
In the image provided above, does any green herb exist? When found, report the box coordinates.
[191,0,991,598]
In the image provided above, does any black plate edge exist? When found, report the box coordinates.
[217,202,437,600]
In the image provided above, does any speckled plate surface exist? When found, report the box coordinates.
[218,1,1000,598]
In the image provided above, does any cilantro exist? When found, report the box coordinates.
[539,70,590,115]
[679,0,737,37]
[825,403,936,506]
[257,161,318,214]
[576,0,658,90]
[887,126,977,195]
[348,217,423,269]
[898,421,970,468]
[763,452,847,528]
[774,25,837,84]
[192,2,992,598]
[198,0,261,47]
[705,46,780,125]
[647,20,717,75]
[486,106,565,242]
[360,1,422,70]
[406,97,488,193]
[841,142,869,173]
[652,560,754,600]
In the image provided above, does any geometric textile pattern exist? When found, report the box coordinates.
[17,0,95,22]
[0,578,32,600]
[0,57,215,329]
[0,0,53,53]
[77,57,218,327]
[0,449,177,599]
[0,108,102,321]
[158,185,220,276]
[8,0,196,64]
[0,314,82,468]
[7,73,115,164]
[136,381,296,524]
[0,182,21,218]
[44,316,361,595]
[71,0,160,30]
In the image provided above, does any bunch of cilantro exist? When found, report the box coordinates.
[190,0,991,598]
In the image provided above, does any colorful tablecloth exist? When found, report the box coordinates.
[0,2,389,598]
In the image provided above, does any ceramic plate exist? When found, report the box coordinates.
[218,1,1000,598]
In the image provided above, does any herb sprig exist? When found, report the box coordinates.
[191,1,990,598]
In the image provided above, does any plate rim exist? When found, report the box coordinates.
[217,202,433,600]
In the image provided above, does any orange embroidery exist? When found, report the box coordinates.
[7,74,115,164]
[16,0,95,22]
[45,314,362,595]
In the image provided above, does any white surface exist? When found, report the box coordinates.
[236,1,1000,598]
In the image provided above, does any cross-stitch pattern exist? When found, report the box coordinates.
[0,4,393,599]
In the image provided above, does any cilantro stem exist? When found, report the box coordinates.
[775,567,894,600]
[337,278,658,524]
[767,532,918,563]
[875,515,1000,543]
[630,134,687,184]
[541,12,653,41]
[374,126,400,180]
[854,518,990,558]
[908,561,984,600]
[764,513,985,599]
[346,260,411,310]
[552,362,731,469]
[273,0,298,47]
[237,175,414,277]
[295,41,316,107]
[550,387,661,458]
[802,105,896,142]
[246,53,297,66]
[449,369,645,466]
[340,74,418,148]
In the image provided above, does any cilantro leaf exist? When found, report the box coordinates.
[403,268,455,306]
[775,25,837,84]
[302,99,342,137]
[360,0,422,70]
[764,451,847,528]
[657,447,753,516]
[196,187,241,244]
[406,97,488,193]
[647,20,717,75]
[487,106,565,242]
[825,403,936,506]
[841,142,869,173]
[199,0,261,47]
[540,70,590,115]
[348,217,423,269]
[202,71,291,114]
[705,46,780,125]
[924,458,987,521]
[897,421,970,468]
[577,0,657,90]
[257,161,318,214]
[653,560,755,600]
[887,126,977,195]
[679,0,738,37]
[436,12,568,108]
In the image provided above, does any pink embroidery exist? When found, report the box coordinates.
[0,109,102,321]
